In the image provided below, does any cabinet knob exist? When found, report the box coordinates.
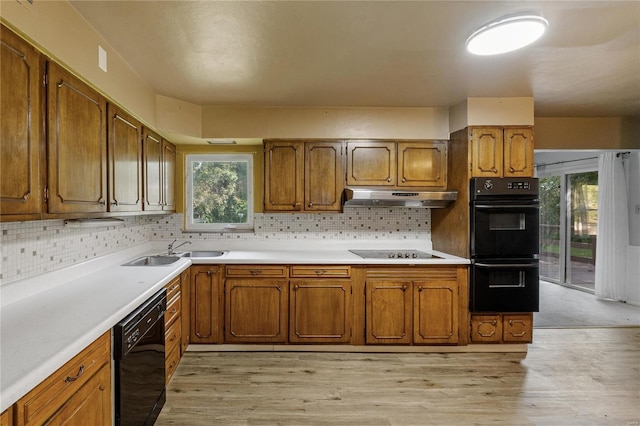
[207,270,213,276]
[308,201,313,208]
[294,284,300,290]
[491,167,497,173]
[111,200,118,206]
[387,178,392,183]
[402,178,406,183]
[401,285,407,292]
[99,200,106,206]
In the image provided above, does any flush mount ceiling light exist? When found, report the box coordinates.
[466,13,548,55]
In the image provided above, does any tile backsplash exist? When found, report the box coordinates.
[0,208,430,285]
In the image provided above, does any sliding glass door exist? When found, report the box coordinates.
[539,170,598,292]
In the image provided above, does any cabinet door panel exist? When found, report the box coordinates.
[470,314,502,343]
[346,141,396,186]
[180,268,191,354]
[143,128,163,211]
[305,142,344,211]
[162,140,176,211]
[190,266,221,343]
[366,281,412,344]
[290,280,351,343]
[0,25,42,220]
[471,128,503,177]
[503,314,533,343]
[264,141,303,211]
[47,62,107,214]
[108,104,142,212]
[413,281,458,344]
[397,141,447,188]
[503,128,534,177]
[40,363,111,426]
[225,279,288,343]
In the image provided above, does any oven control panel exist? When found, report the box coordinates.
[471,177,538,198]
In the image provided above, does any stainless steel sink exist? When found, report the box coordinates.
[180,251,225,258]
[122,255,182,266]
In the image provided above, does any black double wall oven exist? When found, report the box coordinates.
[470,177,540,313]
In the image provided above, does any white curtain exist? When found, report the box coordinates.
[595,153,629,301]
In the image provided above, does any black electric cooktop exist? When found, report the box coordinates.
[349,250,442,260]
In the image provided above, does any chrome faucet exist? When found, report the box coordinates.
[167,239,192,255]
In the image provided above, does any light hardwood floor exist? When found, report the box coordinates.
[156,328,640,425]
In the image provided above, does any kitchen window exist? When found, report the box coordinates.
[185,154,253,232]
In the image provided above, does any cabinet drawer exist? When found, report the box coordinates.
[290,265,351,278]
[165,292,181,328]
[503,314,533,343]
[470,314,502,343]
[165,343,181,384]
[165,276,181,302]
[225,265,288,278]
[15,331,111,426]
[165,317,182,354]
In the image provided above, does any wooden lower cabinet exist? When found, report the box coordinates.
[15,331,111,426]
[0,408,13,426]
[180,268,191,354]
[165,276,182,384]
[364,267,465,345]
[190,265,222,343]
[470,313,533,343]
[224,265,288,343]
[413,280,458,344]
[289,279,352,343]
[366,280,412,344]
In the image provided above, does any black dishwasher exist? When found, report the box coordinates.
[114,289,166,426]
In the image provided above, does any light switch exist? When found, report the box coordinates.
[98,45,107,72]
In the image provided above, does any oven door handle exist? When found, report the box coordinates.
[474,263,538,268]
[473,204,539,210]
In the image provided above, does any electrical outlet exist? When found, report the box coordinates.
[98,45,107,72]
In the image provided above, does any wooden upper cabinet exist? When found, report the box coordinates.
[397,141,447,188]
[46,62,108,214]
[470,127,504,177]
[0,24,43,221]
[346,141,396,186]
[107,104,142,212]
[264,141,304,211]
[470,127,533,178]
[143,128,175,212]
[503,128,534,177]
[304,142,344,211]
[264,140,343,212]
[162,140,176,211]
[143,127,162,211]
[347,140,448,188]
[46,63,107,215]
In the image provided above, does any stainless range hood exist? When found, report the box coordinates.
[343,188,457,208]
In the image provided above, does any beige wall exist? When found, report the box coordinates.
[449,97,535,132]
[1,0,157,127]
[535,117,640,149]
[201,106,450,140]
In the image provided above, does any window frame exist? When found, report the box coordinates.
[185,153,254,232]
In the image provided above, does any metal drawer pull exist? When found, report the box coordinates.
[314,270,327,275]
[64,365,84,383]
[249,270,262,275]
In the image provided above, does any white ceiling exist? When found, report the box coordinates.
[70,1,640,117]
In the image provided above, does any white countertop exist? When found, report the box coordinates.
[0,240,468,411]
